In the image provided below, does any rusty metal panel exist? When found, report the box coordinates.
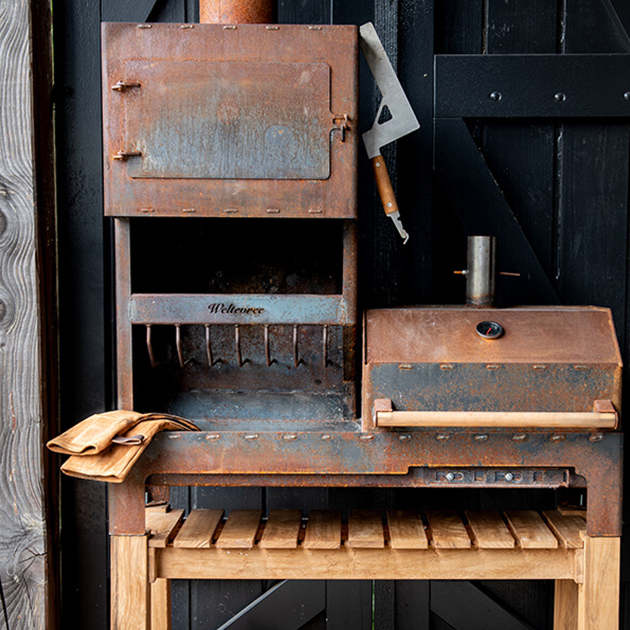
[132,323,356,421]
[102,22,358,218]
[364,307,623,365]
[124,61,331,180]
[362,306,622,425]
[108,431,623,536]
[364,363,621,414]
[129,294,352,325]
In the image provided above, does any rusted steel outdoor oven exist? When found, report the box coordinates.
[363,306,621,432]
[102,19,622,540]
[102,21,359,424]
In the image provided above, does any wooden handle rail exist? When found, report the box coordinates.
[375,410,617,429]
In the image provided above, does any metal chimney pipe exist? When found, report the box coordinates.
[200,0,274,24]
[466,236,496,306]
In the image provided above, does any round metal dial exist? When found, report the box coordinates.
[476,320,504,340]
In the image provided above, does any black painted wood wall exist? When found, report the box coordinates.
[53,0,630,628]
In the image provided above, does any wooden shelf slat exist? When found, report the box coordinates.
[173,509,223,549]
[347,510,384,548]
[543,511,586,549]
[466,511,515,549]
[215,510,262,549]
[259,510,302,549]
[303,510,341,549]
[147,509,184,549]
[506,511,558,549]
[387,511,428,549]
[426,512,471,549]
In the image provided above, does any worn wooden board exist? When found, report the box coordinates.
[543,511,586,549]
[466,511,515,549]
[387,511,428,549]
[347,510,385,548]
[426,512,472,549]
[259,510,302,549]
[111,536,150,630]
[303,510,342,550]
[147,509,185,548]
[505,511,558,549]
[156,545,578,581]
[173,509,223,548]
[0,0,49,627]
[215,510,262,549]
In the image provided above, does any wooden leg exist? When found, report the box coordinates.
[111,535,150,630]
[554,580,579,630]
[151,579,171,630]
[577,536,620,630]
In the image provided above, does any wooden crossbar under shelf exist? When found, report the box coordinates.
[145,507,587,582]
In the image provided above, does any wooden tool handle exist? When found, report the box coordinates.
[371,155,398,216]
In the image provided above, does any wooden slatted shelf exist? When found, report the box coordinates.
[146,508,586,582]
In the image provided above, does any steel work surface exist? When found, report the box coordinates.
[108,430,622,538]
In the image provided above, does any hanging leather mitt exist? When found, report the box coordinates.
[47,410,199,483]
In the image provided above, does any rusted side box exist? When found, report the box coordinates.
[362,306,622,430]
[101,23,358,218]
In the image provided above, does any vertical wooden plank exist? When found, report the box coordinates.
[111,535,150,630]
[395,581,430,630]
[115,219,133,409]
[479,0,558,305]
[565,0,630,53]
[561,0,630,347]
[398,0,435,304]
[433,0,482,304]
[278,0,330,24]
[185,0,199,23]
[102,0,159,22]
[554,580,579,630]
[577,536,620,630]
[556,123,629,324]
[151,578,172,630]
[148,0,187,23]
[326,581,372,630]
[0,0,49,627]
[33,0,59,624]
[54,0,109,624]
[436,0,483,54]
[374,580,395,630]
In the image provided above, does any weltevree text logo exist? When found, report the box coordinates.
[208,303,265,316]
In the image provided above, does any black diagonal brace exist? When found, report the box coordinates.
[218,580,325,630]
[102,0,159,23]
[434,118,560,304]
